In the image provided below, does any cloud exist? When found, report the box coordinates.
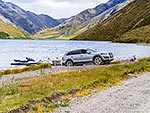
[3,0,109,19]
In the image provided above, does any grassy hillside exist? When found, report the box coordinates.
[74,0,150,43]
[0,15,30,39]
[115,25,150,43]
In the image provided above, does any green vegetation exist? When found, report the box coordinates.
[0,32,9,38]
[0,60,150,112]
[0,63,51,77]
[0,15,31,39]
[74,0,150,43]
[115,25,150,43]
[138,57,150,62]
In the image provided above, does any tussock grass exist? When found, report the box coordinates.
[0,61,150,112]
[0,63,51,77]
[138,57,150,62]
[115,25,150,43]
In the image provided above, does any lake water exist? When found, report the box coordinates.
[0,39,150,70]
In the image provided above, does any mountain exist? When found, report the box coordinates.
[74,0,150,43]
[0,0,60,34]
[35,0,132,39]
[0,15,30,38]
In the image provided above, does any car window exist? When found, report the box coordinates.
[67,50,81,55]
[72,50,82,55]
[81,49,88,54]
[87,48,97,52]
[66,52,72,55]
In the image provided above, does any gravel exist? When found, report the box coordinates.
[54,73,150,113]
[0,65,103,85]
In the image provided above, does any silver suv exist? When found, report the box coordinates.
[62,48,113,66]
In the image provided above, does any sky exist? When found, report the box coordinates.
[3,0,109,19]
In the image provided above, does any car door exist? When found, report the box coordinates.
[80,49,93,62]
[70,50,82,63]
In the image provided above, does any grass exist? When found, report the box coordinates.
[0,60,150,112]
[138,57,150,62]
[0,63,51,77]
[115,25,150,43]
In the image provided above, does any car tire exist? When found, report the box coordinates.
[65,60,74,66]
[93,56,103,65]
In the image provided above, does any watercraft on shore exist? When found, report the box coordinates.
[11,57,40,66]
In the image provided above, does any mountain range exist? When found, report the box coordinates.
[74,0,150,43]
[0,0,149,43]
[0,0,133,39]
[35,0,132,39]
[0,0,60,34]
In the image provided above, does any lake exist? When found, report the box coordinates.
[0,39,150,70]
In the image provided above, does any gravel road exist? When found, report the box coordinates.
[54,73,150,113]
[0,65,103,85]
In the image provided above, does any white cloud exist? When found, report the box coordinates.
[3,0,109,19]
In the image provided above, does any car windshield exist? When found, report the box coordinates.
[87,48,97,53]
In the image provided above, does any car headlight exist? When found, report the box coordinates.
[109,53,113,57]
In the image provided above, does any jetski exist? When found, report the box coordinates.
[11,57,39,66]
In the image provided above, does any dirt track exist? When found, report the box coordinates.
[54,73,150,113]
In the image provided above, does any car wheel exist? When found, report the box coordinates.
[93,57,103,65]
[65,60,74,66]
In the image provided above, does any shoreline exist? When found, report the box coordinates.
[1,38,150,45]
[0,65,105,85]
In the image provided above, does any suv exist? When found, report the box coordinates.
[62,48,113,66]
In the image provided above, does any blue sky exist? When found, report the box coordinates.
[3,0,109,19]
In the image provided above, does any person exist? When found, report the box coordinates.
[130,55,136,62]
[26,57,35,62]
